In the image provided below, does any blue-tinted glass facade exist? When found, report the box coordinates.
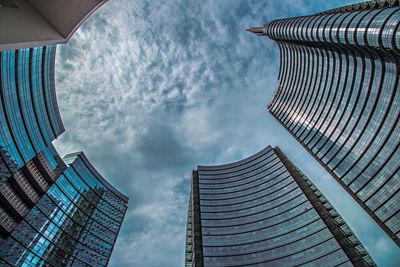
[0,45,129,265]
[0,3,127,264]
[0,45,69,238]
[0,152,128,266]
[253,1,400,246]
[185,146,374,267]
[0,46,65,169]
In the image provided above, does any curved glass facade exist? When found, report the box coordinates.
[0,3,128,265]
[0,152,128,266]
[0,46,65,169]
[185,146,374,267]
[0,45,70,239]
[256,2,400,246]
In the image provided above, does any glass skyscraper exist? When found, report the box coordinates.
[0,2,129,266]
[0,46,64,169]
[185,146,375,267]
[0,46,69,236]
[0,46,129,265]
[0,152,128,266]
[249,0,400,246]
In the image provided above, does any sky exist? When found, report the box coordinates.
[53,0,400,266]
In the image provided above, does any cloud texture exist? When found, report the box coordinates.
[54,0,400,266]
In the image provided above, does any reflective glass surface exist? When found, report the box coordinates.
[0,152,128,266]
[267,6,400,245]
[194,147,354,266]
[0,47,65,169]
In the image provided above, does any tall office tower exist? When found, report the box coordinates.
[0,0,108,51]
[0,46,65,167]
[185,146,375,267]
[0,46,68,235]
[0,2,128,266]
[248,0,400,246]
[0,152,128,266]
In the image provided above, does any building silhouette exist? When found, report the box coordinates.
[249,0,400,246]
[185,146,375,267]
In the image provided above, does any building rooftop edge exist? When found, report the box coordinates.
[197,145,273,171]
[62,151,129,202]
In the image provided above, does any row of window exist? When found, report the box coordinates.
[0,47,64,169]
[0,46,128,266]
[200,171,290,199]
[202,194,307,222]
[199,153,279,182]
[198,146,273,173]
[0,154,128,266]
[189,146,377,265]
[200,186,302,213]
[203,236,345,266]
[196,149,348,265]
[268,6,400,241]
[265,7,400,51]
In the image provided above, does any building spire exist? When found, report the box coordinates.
[246,26,265,36]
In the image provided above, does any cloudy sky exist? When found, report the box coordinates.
[54,0,400,266]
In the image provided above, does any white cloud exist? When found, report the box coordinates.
[53,0,399,266]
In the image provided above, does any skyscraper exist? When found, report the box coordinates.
[0,46,65,168]
[249,0,400,246]
[0,148,65,235]
[0,152,128,266]
[0,45,129,266]
[0,0,108,51]
[0,1,129,265]
[185,146,375,267]
[0,45,69,236]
